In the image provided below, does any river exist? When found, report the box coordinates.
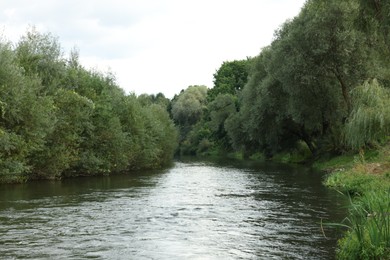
[0,158,347,259]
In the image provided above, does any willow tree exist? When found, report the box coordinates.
[357,0,390,54]
[345,79,390,149]
[171,85,207,138]
[356,0,390,86]
[207,93,237,151]
[228,50,298,157]
[263,0,369,153]
[15,28,66,94]
[0,41,55,181]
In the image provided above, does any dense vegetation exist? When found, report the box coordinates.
[1,0,389,257]
[0,28,177,183]
[174,0,389,159]
[170,0,390,258]
[317,145,390,259]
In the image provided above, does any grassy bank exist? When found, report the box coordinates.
[315,144,390,259]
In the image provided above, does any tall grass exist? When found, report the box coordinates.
[336,190,390,259]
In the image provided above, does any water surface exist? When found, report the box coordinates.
[0,159,346,259]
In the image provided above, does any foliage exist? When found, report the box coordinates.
[345,79,390,149]
[220,0,389,160]
[324,144,390,259]
[324,145,390,195]
[0,40,55,181]
[171,85,208,155]
[171,85,207,126]
[336,191,390,259]
[207,59,251,102]
[313,152,356,172]
[357,0,390,57]
[138,93,170,109]
[173,59,252,156]
[15,27,66,94]
[208,94,237,151]
[31,89,94,178]
[325,170,388,196]
[0,30,178,182]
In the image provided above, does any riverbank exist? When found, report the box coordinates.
[314,143,390,259]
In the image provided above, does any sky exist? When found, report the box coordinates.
[0,0,307,98]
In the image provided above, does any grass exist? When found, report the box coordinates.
[336,191,390,260]
[321,143,390,259]
[313,152,356,172]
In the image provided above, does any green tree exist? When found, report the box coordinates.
[31,89,94,178]
[355,0,390,86]
[73,72,130,174]
[208,94,237,151]
[357,0,390,54]
[207,59,251,102]
[138,93,170,109]
[263,0,367,153]
[171,85,208,126]
[0,40,55,181]
[231,51,297,157]
[15,27,66,94]
[135,104,178,168]
[170,85,208,155]
[345,79,390,149]
[0,28,179,182]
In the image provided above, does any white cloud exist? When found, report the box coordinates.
[0,0,306,98]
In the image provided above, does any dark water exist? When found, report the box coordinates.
[0,159,347,259]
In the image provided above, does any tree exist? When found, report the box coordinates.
[170,85,208,155]
[345,79,390,149]
[0,40,55,181]
[230,50,298,157]
[31,89,94,178]
[15,27,66,94]
[355,0,390,86]
[208,94,237,151]
[138,93,170,109]
[263,0,368,153]
[134,104,178,168]
[0,28,179,182]
[207,59,251,102]
[171,85,207,127]
[357,0,390,54]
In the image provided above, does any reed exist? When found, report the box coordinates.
[336,190,390,259]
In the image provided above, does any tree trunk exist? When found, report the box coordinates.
[334,68,351,113]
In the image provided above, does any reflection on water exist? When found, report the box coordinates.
[0,159,346,259]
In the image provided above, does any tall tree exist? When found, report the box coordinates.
[208,93,237,151]
[207,59,251,102]
[171,85,207,127]
[15,27,66,94]
[265,0,368,153]
[0,40,55,181]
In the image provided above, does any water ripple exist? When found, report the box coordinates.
[0,160,346,259]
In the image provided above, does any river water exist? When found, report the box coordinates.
[0,158,347,259]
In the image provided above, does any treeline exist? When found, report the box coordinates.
[173,0,390,160]
[0,28,177,183]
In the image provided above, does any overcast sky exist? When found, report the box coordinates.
[0,0,306,98]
